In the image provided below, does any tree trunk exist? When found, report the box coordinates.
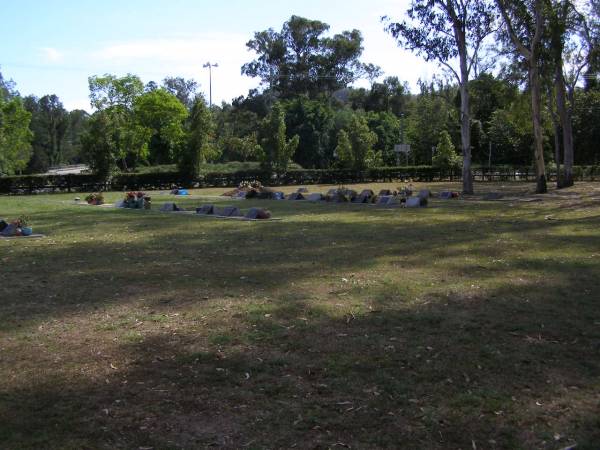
[547,89,562,188]
[459,79,473,194]
[530,61,547,194]
[497,0,546,193]
[456,30,473,194]
[555,63,574,187]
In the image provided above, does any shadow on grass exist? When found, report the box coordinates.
[1,277,599,449]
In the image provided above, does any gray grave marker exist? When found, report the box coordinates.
[377,195,392,205]
[160,202,177,212]
[220,206,243,217]
[287,192,305,200]
[483,192,503,200]
[406,197,423,208]
[196,204,215,215]
[418,189,431,200]
[245,208,272,220]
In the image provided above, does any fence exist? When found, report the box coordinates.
[1,165,599,194]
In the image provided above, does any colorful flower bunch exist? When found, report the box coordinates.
[85,192,105,205]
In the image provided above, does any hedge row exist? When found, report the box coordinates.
[2,165,600,194]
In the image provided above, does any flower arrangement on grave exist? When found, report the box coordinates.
[0,215,33,236]
[224,180,265,197]
[239,180,263,190]
[85,192,104,205]
[123,191,151,209]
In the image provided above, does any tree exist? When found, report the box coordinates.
[572,89,600,164]
[433,130,462,170]
[219,134,262,162]
[578,0,600,91]
[163,77,199,109]
[243,15,380,99]
[497,0,549,193]
[23,95,71,172]
[63,109,90,164]
[0,69,18,100]
[36,95,69,167]
[87,74,148,171]
[384,0,496,194]
[335,129,353,168]
[88,74,144,110]
[469,73,519,130]
[0,95,32,175]
[406,83,459,164]
[178,96,216,181]
[352,77,410,116]
[81,112,116,177]
[487,101,535,166]
[366,111,401,166]
[283,96,334,168]
[133,89,189,164]
[260,103,299,173]
[545,0,580,187]
[343,113,379,170]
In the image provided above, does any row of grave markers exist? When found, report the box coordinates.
[160,202,272,220]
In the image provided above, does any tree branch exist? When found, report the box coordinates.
[496,0,532,59]
[440,60,461,83]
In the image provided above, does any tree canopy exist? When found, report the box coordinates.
[243,15,380,99]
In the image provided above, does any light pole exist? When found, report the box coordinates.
[203,62,218,108]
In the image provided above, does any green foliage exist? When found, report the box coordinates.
[339,114,380,170]
[283,96,335,168]
[23,95,69,170]
[572,89,600,164]
[260,103,299,173]
[134,88,189,164]
[349,77,409,116]
[365,111,401,165]
[487,96,535,166]
[243,15,380,98]
[335,130,353,168]
[433,130,461,170]
[469,73,518,131]
[85,74,150,173]
[88,74,144,110]
[81,112,117,178]
[219,134,262,162]
[406,85,458,164]
[0,72,16,100]
[177,96,215,180]
[162,76,198,109]
[0,96,32,175]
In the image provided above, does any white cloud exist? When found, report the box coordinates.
[90,34,258,104]
[40,47,63,63]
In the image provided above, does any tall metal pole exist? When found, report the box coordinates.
[203,62,218,108]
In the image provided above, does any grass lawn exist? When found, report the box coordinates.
[1,181,599,449]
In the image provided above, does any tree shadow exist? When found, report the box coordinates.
[2,274,599,449]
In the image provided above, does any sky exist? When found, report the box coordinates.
[0,0,438,112]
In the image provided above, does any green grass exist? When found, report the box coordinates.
[1,181,600,449]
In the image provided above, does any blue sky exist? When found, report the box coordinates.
[1,0,436,111]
